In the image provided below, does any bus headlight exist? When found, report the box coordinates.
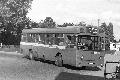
[80,56,84,60]
[81,56,84,59]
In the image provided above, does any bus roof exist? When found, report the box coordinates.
[22,26,82,34]
[22,26,106,37]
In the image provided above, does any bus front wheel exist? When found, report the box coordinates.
[29,49,34,60]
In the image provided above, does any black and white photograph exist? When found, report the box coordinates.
[0,0,120,80]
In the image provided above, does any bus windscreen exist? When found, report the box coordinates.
[77,35,102,51]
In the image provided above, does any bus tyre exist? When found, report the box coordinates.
[55,59,63,67]
[42,55,45,61]
[34,51,38,60]
[55,53,63,67]
[29,51,34,60]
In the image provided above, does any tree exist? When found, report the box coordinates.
[100,22,107,33]
[57,23,74,27]
[77,21,86,26]
[40,17,56,28]
[31,22,39,28]
[108,22,114,42]
[100,22,115,42]
[0,0,33,45]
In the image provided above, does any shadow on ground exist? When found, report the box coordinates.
[55,72,104,80]
[23,56,101,71]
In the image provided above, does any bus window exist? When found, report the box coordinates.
[32,34,36,42]
[39,34,45,44]
[27,33,38,42]
[44,34,51,45]
[26,33,41,43]
[78,36,91,50]
[66,35,76,48]
[40,34,55,45]
[55,34,64,46]
[27,34,33,42]
[35,34,39,42]
[91,36,99,50]
[48,34,55,45]
[45,34,50,44]
[55,33,64,38]
[21,34,27,42]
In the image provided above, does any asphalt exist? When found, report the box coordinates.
[0,50,120,80]
[55,72,104,80]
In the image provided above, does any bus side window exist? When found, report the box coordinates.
[21,34,27,42]
[37,34,45,44]
[44,34,50,45]
[48,34,55,45]
[34,34,39,42]
[55,34,64,46]
[27,33,38,42]
[44,34,49,45]
[31,33,38,43]
[66,35,76,48]
[41,34,57,45]
[27,33,33,42]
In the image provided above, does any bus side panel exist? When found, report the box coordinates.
[33,46,45,58]
[43,47,60,61]
[20,44,32,56]
[33,45,77,66]
[61,48,76,66]
[33,45,60,61]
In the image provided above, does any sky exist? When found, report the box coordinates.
[27,0,120,40]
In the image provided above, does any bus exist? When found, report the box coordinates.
[20,26,110,67]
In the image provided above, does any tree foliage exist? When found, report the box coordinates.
[40,17,56,28]
[77,21,86,26]
[0,0,33,45]
[58,23,74,27]
[108,22,114,42]
[100,22,114,42]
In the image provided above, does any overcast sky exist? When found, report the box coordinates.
[27,0,120,40]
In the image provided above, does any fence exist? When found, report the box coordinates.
[0,45,20,52]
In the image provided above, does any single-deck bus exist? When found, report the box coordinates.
[20,26,110,67]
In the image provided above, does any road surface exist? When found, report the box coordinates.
[0,51,66,80]
[1,51,118,80]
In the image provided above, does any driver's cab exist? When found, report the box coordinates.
[76,35,106,67]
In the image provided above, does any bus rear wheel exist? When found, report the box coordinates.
[55,53,63,67]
